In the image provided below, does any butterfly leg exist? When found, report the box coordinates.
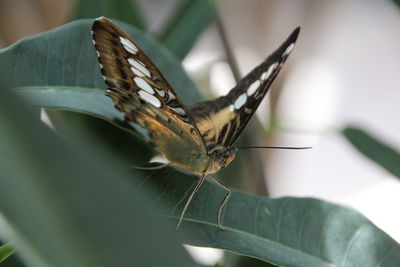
[208,175,231,231]
[134,163,169,171]
[176,174,206,230]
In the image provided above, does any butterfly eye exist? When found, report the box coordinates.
[224,151,235,167]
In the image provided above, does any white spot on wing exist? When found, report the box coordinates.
[119,36,138,54]
[167,90,176,102]
[169,107,186,116]
[138,90,161,107]
[247,80,260,96]
[260,72,267,80]
[130,67,146,77]
[128,58,151,78]
[234,93,247,110]
[156,89,165,97]
[134,77,154,94]
[261,62,278,81]
[282,43,294,57]
[229,105,234,112]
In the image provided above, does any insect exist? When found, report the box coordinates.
[92,17,302,230]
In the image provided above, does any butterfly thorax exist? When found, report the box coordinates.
[162,146,235,175]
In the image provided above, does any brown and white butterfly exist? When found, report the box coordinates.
[92,17,300,230]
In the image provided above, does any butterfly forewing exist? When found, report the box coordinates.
[188,27,300,148]
[92,17,207,172]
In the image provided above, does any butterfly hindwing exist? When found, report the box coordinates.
[92,17,207,164]
[188,27,300,148]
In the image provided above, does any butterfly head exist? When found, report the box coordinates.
[209,147,236,170]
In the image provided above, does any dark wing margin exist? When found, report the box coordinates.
[188,27,300,148]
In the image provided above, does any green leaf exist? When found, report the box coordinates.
[343,127,400,179]
[0,243,15,263]
[235,256,278,267]
[0,87,198,266]
[221,251,278,267]
[72,0,146,30]
[17,87,122,122]
[158,0,216,59]
[130,167,400,267]
[0,19,201,105]
[16,86,154,166]
[16,86,140,134]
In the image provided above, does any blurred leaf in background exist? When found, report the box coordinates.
[72,0,216,63]
[0,243,15,264]
[73,0,146,30]
[158,0,216,59]
[343,126,400,179]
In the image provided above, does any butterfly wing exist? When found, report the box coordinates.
[92,17,208,171]
[188,27,300,149]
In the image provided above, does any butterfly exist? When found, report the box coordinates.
[92,17,300,230]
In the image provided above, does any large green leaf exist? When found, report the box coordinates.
[129,167,400,267]
[343,127,400,179]
[0,19,201,105]
[0,243,15,263]
[72,0,146,30]
[158,0,216,59]
[0,87,198,267]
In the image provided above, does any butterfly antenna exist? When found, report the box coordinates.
[236,146,312,150]
[176,174,206,230]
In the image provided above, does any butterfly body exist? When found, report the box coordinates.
[92,17,299,228]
